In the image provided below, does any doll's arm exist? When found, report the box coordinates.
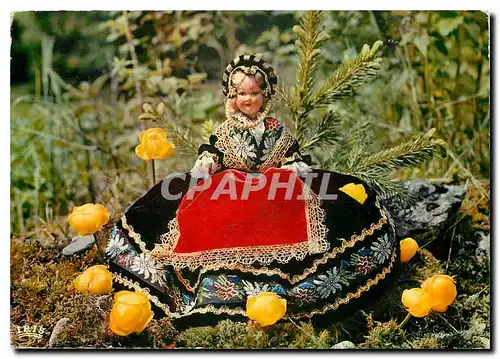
[280,139,312,177]
[190,134,224,175]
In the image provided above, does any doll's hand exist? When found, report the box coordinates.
[190,154,221,176]
[282,161,312,177]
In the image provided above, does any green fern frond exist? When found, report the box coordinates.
[311,41,383,108]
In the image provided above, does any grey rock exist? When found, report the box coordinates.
[475,231,490,267]
[383,180,466,238]
[331,340,356,349]
[62,235,95,256]
[48,318,69,347]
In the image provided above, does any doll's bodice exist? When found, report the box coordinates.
[213,116,296,172]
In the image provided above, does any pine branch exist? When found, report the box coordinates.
[335,129,444,205]
[276,85,298,120]
[320,117,374,172]
[140,101,199,154]
[351,128,445,174]
[311,41,383,108]
[323,127,442,205]
[289,11,330,137]
[301,111,342,151]
[348,172,418,207]
[293,11,329,110]
[162,122,199,155]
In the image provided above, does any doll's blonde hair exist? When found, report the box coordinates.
[229,70,267,95]
[226,70,268,117]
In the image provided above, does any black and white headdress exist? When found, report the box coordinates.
[221,54,278,99]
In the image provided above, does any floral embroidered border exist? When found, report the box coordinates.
[259,128,296,171]
[111,249,396,320]
[213,119,296,172]
[287,250,396,319]
[214,121,252,171]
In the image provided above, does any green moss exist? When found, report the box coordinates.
[179,324,219,348]
[361,320,408,349]
[179,320,334,349]
[414,248,445,281]
[410,334,444,349]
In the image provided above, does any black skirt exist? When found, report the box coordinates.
[104,169,397,328]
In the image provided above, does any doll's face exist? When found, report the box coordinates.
[235,75,264,118]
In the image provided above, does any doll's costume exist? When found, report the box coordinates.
[105,55,397,325]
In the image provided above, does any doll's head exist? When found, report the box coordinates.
[222,55,278,119]
[229,71,265,118]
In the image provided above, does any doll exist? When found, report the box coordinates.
[105,55,397,325]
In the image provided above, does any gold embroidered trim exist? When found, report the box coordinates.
[121,215,148,253]
[112,272,172,315]
[213,118,296,173]
[174,269,195,293]
[111,241,395,321]
[177,304,247,319]
[225,101,271,130]
[119,195,387,291]
[304,183,329,254]
[112,272,245,319]
[151,178,328,270]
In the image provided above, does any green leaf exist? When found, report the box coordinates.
[413,32,430,57]
[90,74,109,97]
[187,73,207,85]
[438,16,464,36]
[460,46,479,62]
[138,113,157,121]
[142,102,155,113]
[415,12,429,24]
[464,23,481,39]
[156,102,166,116]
